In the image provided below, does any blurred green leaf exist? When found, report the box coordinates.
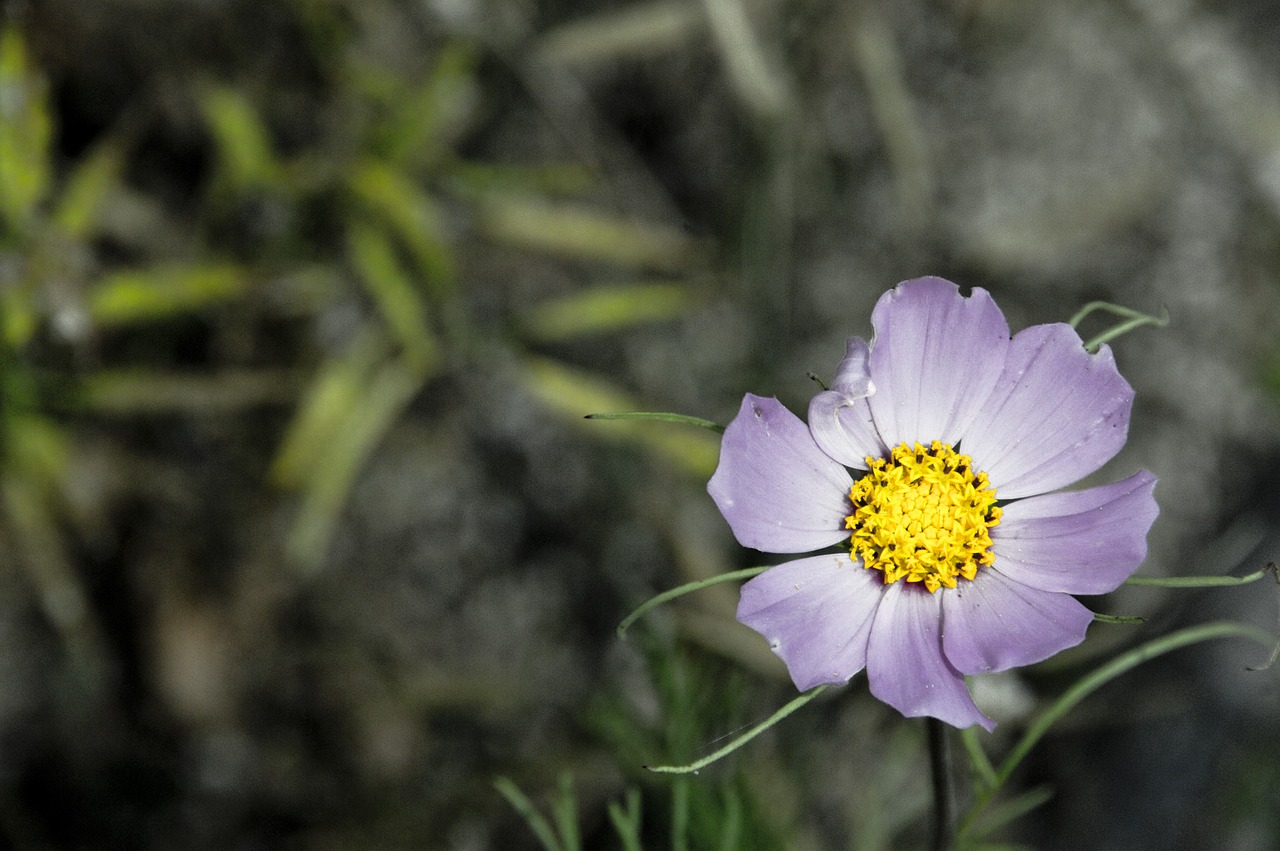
[480,196,702,271]
[89,263,250,326]
[521,282,693,341]
[286,355,424,571]
[79,369,298,413]
[523,357,718,476]
[271,328,389,488]
[346,221,438,374]
[0,26,53,233]
[377,41,478,168]
[441,161,596,199]
[200,86,285,192]
[52,140,125,239]
[349,161,455,295]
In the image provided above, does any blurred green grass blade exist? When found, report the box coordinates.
[5,413,68,490]
[523,357,719,477]
[552,773,580,851]
[537,0,705,65]
[200,86,283,192]
[286,356,424,571]
[79,369,298,414]
[349,161,455,295]
[89,263,250,326]
[379,41,477,167]
[606,789,643,851]
[270,329,389,488]
[53,140,124,238]
[3,284,37,347]
[441,162,596,199]
[494,778,565,851]
[520,282,693,341]
[480,196,702,272]
[346,221,438,374]
[0,26,53,232]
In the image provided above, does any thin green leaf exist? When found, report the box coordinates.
[53,140,124,238]
[958,621,1278,839]
[89,264,249,326]
[200,86,283,191]
[960,726,998,790]
[270,329,389,487]
[525,357,719,476]
[378,41,477,167]
[646,685,829,774]
[1067,300,1169,351]
[348,161,455,294]
[1092,613,1145,625]
[78,369,298,414]
[494,777,564,851]
[286,356,424,571]
[480,195,702,272]
[0,26,52,230]
[552,773,580,851]
[605,789,643,851]
[347,221,438,375]
[617,567,767,639]
[1126,564,1276,587]
[670,776,690,851]
[521,282,693,341]
[965,786,1054,841]
[586,410,724,433]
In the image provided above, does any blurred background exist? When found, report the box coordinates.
[1,0,1278,848]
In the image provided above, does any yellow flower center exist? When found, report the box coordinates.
[846,440,1002,593]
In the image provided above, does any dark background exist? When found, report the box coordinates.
[1,0,1278,848]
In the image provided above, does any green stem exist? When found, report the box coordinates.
[617,567,769,639]
[1125,563,1276,587]
[584,411,725,433]
[928,717,955,851]
[646,685,829,774]
[957,620,1276,839]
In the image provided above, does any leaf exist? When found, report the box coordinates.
[346,221,438,374]
[522,357,719,476]
[88,264,250,326]
[520,282,694,341]
[348,161,455,294]
[270,329,389,488]
[200,86,284,192]
[52,140,125,239]
[377,41,478,168]
[285,355,425,571]
[78,369,298,413]
[0,26,53,231]
[480,196,703,271]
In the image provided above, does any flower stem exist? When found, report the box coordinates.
[928,717,955,851]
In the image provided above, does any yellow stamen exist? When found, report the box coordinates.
[846,440,1001,593]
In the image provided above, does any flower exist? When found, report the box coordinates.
[708,277,1158,730]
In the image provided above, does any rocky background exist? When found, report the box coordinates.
[1,0,1278,848]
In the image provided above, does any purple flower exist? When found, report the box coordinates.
[708,277,1158,730]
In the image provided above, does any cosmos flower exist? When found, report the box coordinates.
[708,277,1158,730]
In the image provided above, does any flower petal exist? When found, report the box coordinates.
[991,470,1158,594]
[708,394,853,553]
[866,583,995,730]
[864,277,1010,449]
[808,337,886,469]
[737,553,884,691]
[960,324,1134,499]
[941,569,1094,675]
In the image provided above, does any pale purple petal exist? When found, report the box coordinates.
[708,394,853,553]
[864,277,1010,449]
[866,583,995,730]
[941,569,1094,674]
[737,553,884,690]
[808,337,886,469]
[960,324,1134,499]
[991,470,1158,595]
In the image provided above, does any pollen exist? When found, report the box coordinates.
[846,440,1001,594]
